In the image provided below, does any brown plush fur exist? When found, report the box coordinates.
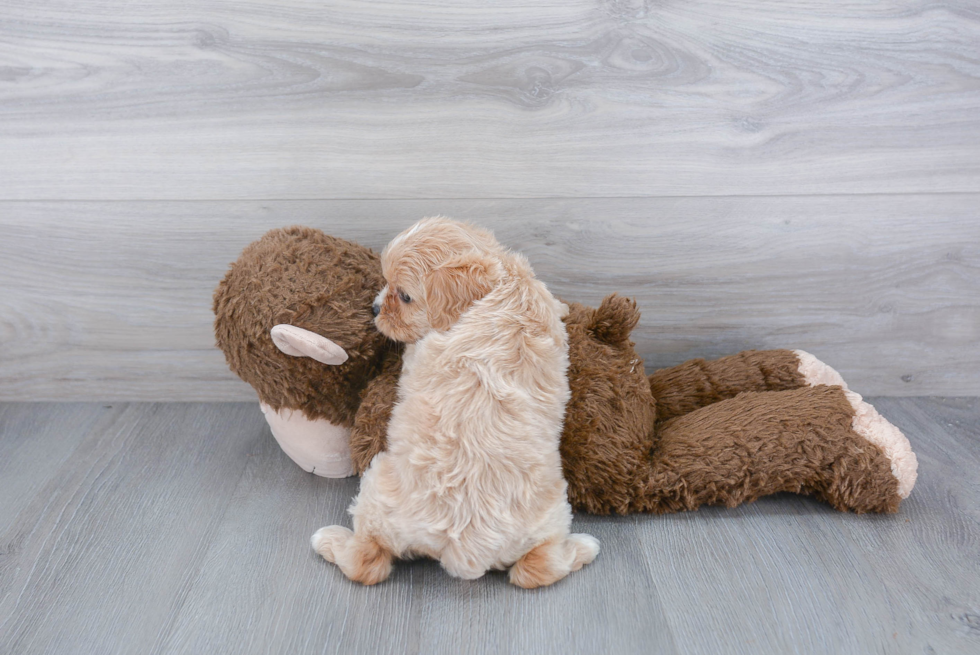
[214,228,909,515]
[637,385,900,514]
[559,296,656,515]
[349,347,402,474]
[213,227,400,426]
[649,349,807,423]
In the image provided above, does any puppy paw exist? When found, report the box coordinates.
[567,533,600,571]
[509,535,600,588]
[311,525,353,563]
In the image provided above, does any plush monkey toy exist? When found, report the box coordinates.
[214,227,917,514]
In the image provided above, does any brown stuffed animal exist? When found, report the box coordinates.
[213,227,402,477]
[214,227,917,514]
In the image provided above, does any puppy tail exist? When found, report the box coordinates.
[588,294,641,346]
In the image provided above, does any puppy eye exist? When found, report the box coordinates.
[398,290,412,304]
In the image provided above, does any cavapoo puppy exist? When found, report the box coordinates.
[311,217,599,587]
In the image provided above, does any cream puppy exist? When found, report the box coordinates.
[311,217,599,587]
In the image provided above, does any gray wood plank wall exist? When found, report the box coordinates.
[3,0,979,199]
[1,1,978,399]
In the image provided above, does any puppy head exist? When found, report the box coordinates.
[374,217,501,343]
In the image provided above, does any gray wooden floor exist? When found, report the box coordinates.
[1,399,977,655]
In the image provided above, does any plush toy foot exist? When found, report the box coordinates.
[844,390,917,499]
[508,534,600,589]
[794,351,918,499]
[311,525,393,585]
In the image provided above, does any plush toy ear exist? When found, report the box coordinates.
[425,256,496,331]
[588,294,641,346]
[270,325,349,365]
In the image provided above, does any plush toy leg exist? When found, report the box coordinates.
[649,349,808,423]
[311,525,394,585]
[635,385,915,514]
[508,534,600,589]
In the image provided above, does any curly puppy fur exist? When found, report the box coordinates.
[312,218,599,586]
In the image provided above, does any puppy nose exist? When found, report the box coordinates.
[372,302,381,317]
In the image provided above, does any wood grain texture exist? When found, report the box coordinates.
[1,196,978,400]
[0,403,105,534]
[0,403,264,655]
[0,399,977,654]
[1,0,978,199]
[849,396,980,653]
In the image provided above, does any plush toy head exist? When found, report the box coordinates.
[213,226,396,428]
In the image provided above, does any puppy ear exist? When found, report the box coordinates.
[425,256,496,331]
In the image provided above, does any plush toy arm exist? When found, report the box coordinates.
[631,385,915,514]
[649,349,809,423]
[348,348,402,474]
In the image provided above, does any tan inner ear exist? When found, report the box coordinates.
[270,325,349,365]
[425,258,495,331]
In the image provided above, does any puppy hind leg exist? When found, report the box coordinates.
[311,525,394,585]
[508,534,600,589]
